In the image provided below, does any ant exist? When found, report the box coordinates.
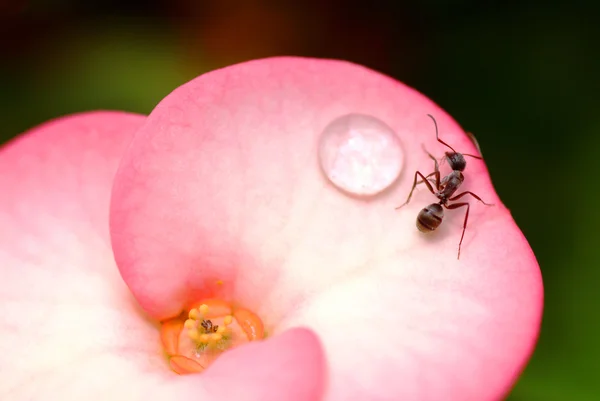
[395,114,494,259]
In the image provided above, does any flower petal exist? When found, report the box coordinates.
[110,57,543,400]
[194,327,326,401]
[0,112,325,401]
[0,111,162,397]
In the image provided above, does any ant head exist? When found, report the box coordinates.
[445,151,466,171]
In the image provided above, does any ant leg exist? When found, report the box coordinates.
[422,144,438,165]
[421,144,441,188]
[396,139,443,210]
[395,171,437,209]
[444,202,470,260]
[415,179,435,187]
[449,191,494,206]
[416,171,438,187]
[411,143,442,188]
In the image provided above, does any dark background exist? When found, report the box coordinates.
[2,1,599,399]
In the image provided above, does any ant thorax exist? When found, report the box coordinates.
[437,170,464,200]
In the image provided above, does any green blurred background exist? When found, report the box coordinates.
[1,1,598,399]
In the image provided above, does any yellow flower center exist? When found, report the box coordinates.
[160,298,265,374]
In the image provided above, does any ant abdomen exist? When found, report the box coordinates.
[416,203,444,232]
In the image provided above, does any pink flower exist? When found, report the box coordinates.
[0,57,542,401]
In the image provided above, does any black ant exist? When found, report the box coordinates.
[396,114,494,259]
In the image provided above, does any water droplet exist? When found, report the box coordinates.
[318,113,404,197]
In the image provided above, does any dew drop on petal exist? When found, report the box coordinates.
[318,113,404,197]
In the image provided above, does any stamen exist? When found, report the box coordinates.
[189,308,201,320]
[161,299,266,375]
[198,304,209,316]
[188,299,232,318]
[189,329,200,341]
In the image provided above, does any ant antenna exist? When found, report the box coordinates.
[465,131,483,159]
[462,153,483,160]
[427,114,482,159]
[427,114,457,153]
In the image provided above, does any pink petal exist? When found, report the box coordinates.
[0,112,325,400]
[157,327,326,401]
[189,327,326,401]
[110,57,543,400]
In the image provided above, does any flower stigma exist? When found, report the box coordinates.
[160,298,265,374]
